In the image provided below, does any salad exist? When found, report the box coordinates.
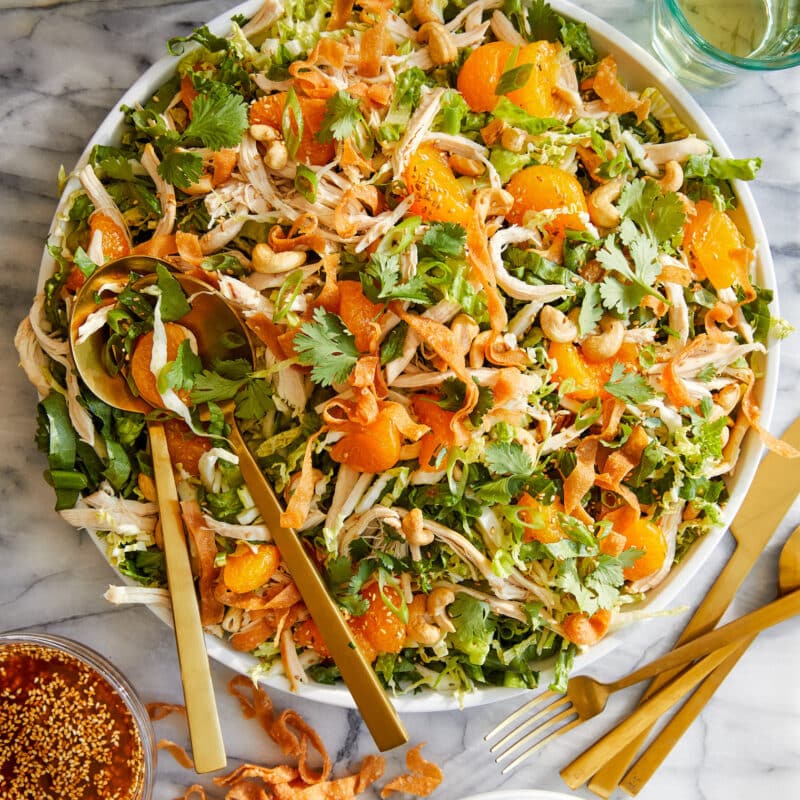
[17,0,791,696]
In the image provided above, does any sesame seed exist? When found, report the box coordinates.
[0,643,145,799]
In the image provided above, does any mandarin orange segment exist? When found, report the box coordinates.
[329,407,403,472]
[411,395,456,471]
[353,583,407,654]
[404,144,472,225]
[249,92,335,165]
[604,506,668,582]
[683,200,748,290]
[337,281,383,352]
[517,492,564,544]
[548,340,605,401]
[293,618,331,659]
[88,212,130,262]
[163,418,212,476]
[223,543,280,594]
[504,165,587,229]
[457,41,561,116]
[129,323,191,409]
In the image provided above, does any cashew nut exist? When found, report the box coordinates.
[407,615,443,646]
[539,305,578,344]
[252,243,307,274]
[587,177,624,229]
[426,588,456,634]
[448,154,484,177]
[402,508,434,560]
[582,315,625,362]
[182,175,214,195]
[657,160,684,193]
[418,22,457,65]
[413,0,444,24]
[469,330,492,368]
[249,123,279,143]
[264,140,288,171]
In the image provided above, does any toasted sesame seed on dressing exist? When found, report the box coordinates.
[0,643,145,800]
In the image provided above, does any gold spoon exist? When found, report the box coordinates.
[71,256,408,752]
[69,258,233,773]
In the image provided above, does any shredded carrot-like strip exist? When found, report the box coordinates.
[327,0,355,30]
[269,213,326,253]
[132,233,177,259]
[341,136,374,176]
[281,428,325,528]
[599,424,649,487]
[311,254,340,313]
[289,63,339,99]
[704,301,735,343]
[271,710,332,784]
[563,437,597,517]
[247,313,289,360]
[215,764,299,788]
[334,185,383,237]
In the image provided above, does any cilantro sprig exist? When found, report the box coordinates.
[293,308,360,387]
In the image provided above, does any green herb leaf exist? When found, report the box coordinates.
[317,91,364,143]
[183,88,248,150]
[496,47,533,96]
[161,340,202,394]
[449,594,495,666]
[617,178,686,245]
[380,322,408,365]
[155,263,191,321]
[421,222,467,259]
[603,362,655,404]
[360,253,432,305]
[282,87,304,160]
[158,149,204,189]
[485,441,534,477]
[578,283,603,336]
[294,308,360,386]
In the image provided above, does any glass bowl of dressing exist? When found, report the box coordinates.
[0,632,156,800]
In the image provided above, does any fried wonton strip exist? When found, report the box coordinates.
[383,402,430,442]
[181,500,225,625]
[704,301,735,343]
[563,437,597,517]
[215,764,299,788]
[271,755,385,800]
[224,783,271,800]
[334,185,383,237]
[281,428,325,528]
[741,374,800,458]
[228,674,276,731]
[271,709,332,784]
[327,0,355,30]
[312,254,340,313]
[176,230,205,267]
[177,785,209,800]
[157,738,195,769]
[389,303,478,431]
[146,702,186,721]
[216,580,303,612]
[231,616,278,651]
[212,148,238,187]
[591,55,651,122]
[248,313,288,360]
[380,743,443,798]
[132,233,178,259]
[599,425,649,486]
[269,214,326,253]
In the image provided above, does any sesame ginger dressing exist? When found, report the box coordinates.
[0,643,146,799]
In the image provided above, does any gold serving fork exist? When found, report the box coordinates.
[486,584,800,772]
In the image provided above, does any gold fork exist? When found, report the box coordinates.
[486,586,800,772]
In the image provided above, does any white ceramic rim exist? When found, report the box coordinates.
[39,0,778,712]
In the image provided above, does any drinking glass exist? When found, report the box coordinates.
[652,0,800,86]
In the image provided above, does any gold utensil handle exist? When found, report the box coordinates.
[589,416,800,796]
[561,644,738,789]
[620,639,750,794]
[612,588,800,691]
[150,422,227,773]
[226,412,408,752]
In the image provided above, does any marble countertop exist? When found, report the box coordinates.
[1,1,798,798]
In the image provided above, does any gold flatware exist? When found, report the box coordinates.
[73,256,407,752]
[488,585,800,773]
[618,520,800,794]
[587,415,800,797]
[70,260,235,773]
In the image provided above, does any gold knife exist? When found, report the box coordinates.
[588,416,800,797]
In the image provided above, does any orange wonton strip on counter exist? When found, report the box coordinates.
[281,428,325,529]
[272,756,385,800]
[215,764,300,789]
[591,55,651,122]
[157,738,195,769]
[180,500,224,625]
[271,709,332,784]
[380,743,443,799]
[146,702,186,721]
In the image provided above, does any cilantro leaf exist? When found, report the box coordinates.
[293,308,359,386]
[578,282,603,336]
[437,378,494,426]
[161,340,202,394]
[155,263,191,321]
[603,362,655,404]
[317,91,364,143]
[235,379,273,420]
[158,149,204,190]
[360,253,432,304]
[421,222,467,258]
[448,594,495,665]
[527,0,562,41]
[380,322,408,365]
[189,370,246,404]
[183,89,248,150]
[617,178,686,245]
[485,441,534,477]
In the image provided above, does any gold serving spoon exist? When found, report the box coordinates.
[69,258,235,773]
[70,256,408,752]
